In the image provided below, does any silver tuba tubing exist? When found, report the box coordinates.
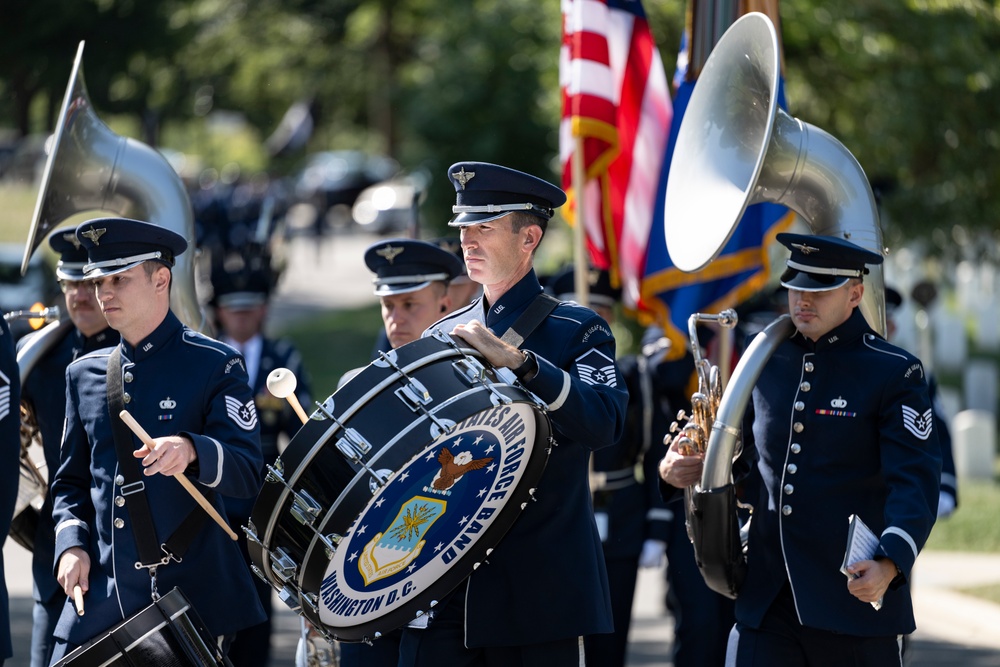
[22,41,207,332]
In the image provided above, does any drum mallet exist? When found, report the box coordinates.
[267,368,309,425]
[118,410,239,541]
[73,584,85,616]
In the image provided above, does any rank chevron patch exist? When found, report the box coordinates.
[575,349,617,388]
[225,395,259,431]
[901,405,933,440]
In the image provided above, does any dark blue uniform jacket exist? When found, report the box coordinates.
[736,308,941,636]
[0,316,21,660]
[427,269,628,647]
[51,311,266,645]
[20,325,116,606]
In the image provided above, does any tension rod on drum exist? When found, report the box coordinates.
[430,328,515,408]
[311,401,391,489]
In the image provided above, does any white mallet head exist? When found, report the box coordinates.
[267,367,298,398]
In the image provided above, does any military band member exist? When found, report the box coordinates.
[332,238,464,667]
[397,162,628,667]
[430,236,482,309]
[0,305,21,667]
[18,228,116,667]
[659,234,941,666]
[210,253,312,667]
[49,218,265,663]
[545,266,673,667]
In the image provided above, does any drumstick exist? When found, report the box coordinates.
[267,368,308,425]
[73,584,85,616]
[118,410,239,541]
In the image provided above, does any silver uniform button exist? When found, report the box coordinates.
[790,443,801,454]
[783,484,794,495]
[115,475,125,486]
[787,463,798,474]
[124,372,134,383]
[782,505,792,516]
[793,422,804,433]
[115,496,125,507]
[794,401,805,411]
[799,381,811,392]
[804,362,814,372]
[114,518,125,529]
[123,393,131,404]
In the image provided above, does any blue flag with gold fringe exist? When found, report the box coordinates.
[639,33,794,356]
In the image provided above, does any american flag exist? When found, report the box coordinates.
[559,0,671,309]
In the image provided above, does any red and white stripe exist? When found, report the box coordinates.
[560,0,671,309]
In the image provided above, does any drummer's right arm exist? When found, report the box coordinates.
[51,365,96,571]
[56,547,90,597]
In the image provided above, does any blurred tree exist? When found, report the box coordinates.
[2,0,997,254]
[778,1,1000,257]
[0,0,198,143]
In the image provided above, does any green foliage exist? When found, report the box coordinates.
[2,0,999,255]
[275,303,384,397]
[925,479,1000,552]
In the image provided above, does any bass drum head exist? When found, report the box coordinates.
[317,398,549,641]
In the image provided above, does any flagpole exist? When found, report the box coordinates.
[572,135,590,308]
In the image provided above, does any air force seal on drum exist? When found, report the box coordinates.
[575,349,617,387]
[318,401,545,637]
[225,395,258,431]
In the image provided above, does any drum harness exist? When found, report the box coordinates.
[107,348,211,600]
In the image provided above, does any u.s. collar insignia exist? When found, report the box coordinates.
[62,232,82,249]
[452,167,475,189]
[376,244,404,264]
[80,227,107,245]
[791,242,819,255]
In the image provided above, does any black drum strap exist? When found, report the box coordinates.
[107,348,164,568]
[107,349,208,568]
[500,292,559,348]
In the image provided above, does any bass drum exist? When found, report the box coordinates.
[247,331,551,643]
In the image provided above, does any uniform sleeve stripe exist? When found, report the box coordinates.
[55,519,89,536]
[205,437,224,488]
[882,526,918,560]
[547,371,572,411]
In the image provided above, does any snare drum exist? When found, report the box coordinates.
[247,331,551,642]
[53,587,231,666]
[9,449,46,552]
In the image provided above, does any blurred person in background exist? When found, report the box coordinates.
[210,246,312,667]
[325,237,464,667]
[18,228,117,667]
[544,266,675,667]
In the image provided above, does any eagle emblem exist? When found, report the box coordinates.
[791,242,819,255]
[376,244,404,264]
[431,447,494,492]
[451,167,475,190]
[80,227,107,246]
[62,232,82,249]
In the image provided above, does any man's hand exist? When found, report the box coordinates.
[451,320,523,370]
[658,436,704,488]
[846,558,897,604]
[133,435,197,477]
[57,547,91,597]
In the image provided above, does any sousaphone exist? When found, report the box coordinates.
[21,41,205,332]
[662,12,886,598]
